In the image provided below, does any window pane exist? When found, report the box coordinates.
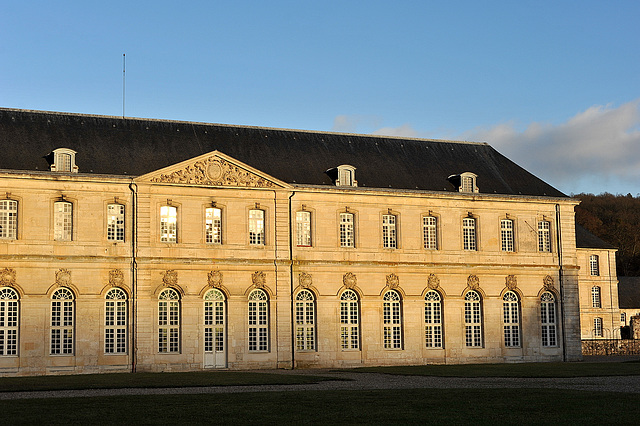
[340,213,354,247]
[249,210,265,245]
[296,211,311,247]
[423,216,437,249]
[205,207,222,244]
[0,200,18,239]
[160,206,177,243]
[54,202,73,241]
[107,204,125,242]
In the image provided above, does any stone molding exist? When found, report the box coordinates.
[386,273,399,289]
[343,272,357,289]
[299,272,312,289]
[543,275,555,290]
[0,268,16,287]
[55,269,72,287]
[467,274,480,290]
[208,270,223,287]
[427,273,440,290]
[505,274,517,290]
[109,269,125,287]
[252,271,266,289]
[162,270,178,287]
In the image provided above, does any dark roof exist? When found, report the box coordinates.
[0,108,566,196]
[618,277,640,309]
[575,223,617,249]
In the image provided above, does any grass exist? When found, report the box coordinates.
[353,361,640,378]
[2,388,640,425]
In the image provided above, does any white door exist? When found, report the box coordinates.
[204,290,226,368]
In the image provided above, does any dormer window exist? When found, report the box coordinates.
[447,172,478,193]
[48,148,79,173]
[326,165,357,187]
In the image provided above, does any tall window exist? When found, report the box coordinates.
[296,211,312,247]
[383,290,402,349]
[591,286,601,308]
[295,290,316,351]
[248,289,269,351]
[204,289,225,355]
[503,291,520,347]
[340,289,359,350]
[107,204,125,242]
[160,206,177,243]
[0,200,17,240]
[105,288,127,354]
[540,292,557,347]
[158,288,180,353]
[382,214,397,249]
[249,209,265,246]
[51,287,74,355]
[54,201,73,241]
[424,290,442,348]
[589,255,600,276]
[538,221,551,252]
[0,287,19,356]
[205,207,222,244]
[593,317,603,337]
[500,219,514,252]
[423,216,437,250]
[464,291,482,347]
[463,217,477,251]
[339,212,354,248]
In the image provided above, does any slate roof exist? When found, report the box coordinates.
[0,108,566,197]
[575,224,617,250]
[618,277,640,309]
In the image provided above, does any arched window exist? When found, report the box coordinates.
[0,287,19,356]
[340,289,359,350]
[51,287,74,354]
[0,200,18,240]
[592,286,601,308]
[383,290,402,349]
[540,292,557,347]
[204,289,225,355]
[158,288,180,353]
[424,290,442,348]
[295,290,316,351]
[248,289,269,351]
[105,288,127,354]
[464,291,482,347]
[503,291,520,347]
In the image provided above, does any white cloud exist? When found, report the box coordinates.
[371,123,421,138]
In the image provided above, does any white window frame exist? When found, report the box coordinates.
[339,212,355,248]
[463,217,477,251]
[423,216,437,250]
[592,286,601,308]
[51,287,74,355]
[340,289,360,350]
[204,289,225,354]
[336,165,357,187]
[205,207,222,244]
[0,287,19,356]
[383,290,402,349]
[459,172,478,193]
[295,290,316,351]
[424,290,442,348]
[500,219,514,252]
[105,288,127,354]
[589,255,600,276]
[158,288,180,353]
[0,200,17,240]
[503,291,520,347]
[464,291,482,347]
[541,292,557,347]
[538,220,551,252]
[50,148,78,173]
[248,289,269,351]
[382,214,397,249]
[296,211,312,247]
[54,201,73,241]
[249,209,265,246]
[107,204,125,242]
[160,206,177,243]
[593,317,603,337]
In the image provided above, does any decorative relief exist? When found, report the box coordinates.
[343,272,357,289]
[299,272,312,289]
[252,271,266,288]
[467,274,479,290]
[0,268,16,287]
[505,275,517,290]
[543,275,555,290]
[150,156,276,188]
[208,270,223,287]
[386,273,399,289]
[55,269,72,286]
[427,273,440,290]
[109,269,124,287]
[162,270,178,287]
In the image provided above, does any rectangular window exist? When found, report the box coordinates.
[592,286,601,308]
[538,221,551,252]
[296,211,311,247]
[107,204,125,242]
[500,219,514,252]
[205,207,222,244]
[160,206,177,243]
[248,299,268,351]
[423,216,437,250]
[0,200,17,239]
[382,214,397,249]
[593,317,603,337]
[339,212,354,248]
[51,300,74,354]
[54,201,73,241]
[249,209,265,246]
[105,299,127,354]
[541,296,557,347]
[463,218,476,251]
[590,255,600,276]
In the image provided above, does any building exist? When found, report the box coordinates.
[0,108,585,376]
[618,277,640,339]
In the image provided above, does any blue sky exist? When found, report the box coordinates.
[2,1,639,195]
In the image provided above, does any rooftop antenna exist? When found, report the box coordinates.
[122,53,126,118]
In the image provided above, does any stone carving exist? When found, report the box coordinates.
[467,274,479,290]
[208,270,223,287]
[299,272,312,289]
[252,271,266,288]
[0,268,16,286]
[386,273,399,289]
[505,275,517,290]
[162,270,178,287]
[427,273,440,290]
[543,275,555,290]
[150,156,276,188]
[109,269,124,287]
[55,269,72,286]
[343,272,357,289]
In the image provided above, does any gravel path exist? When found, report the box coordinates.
[2,369,640,400]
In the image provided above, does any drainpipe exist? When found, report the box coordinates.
[288,190,296,369]
[129,181,138,373]
[555,204,567,361]
[607,251,616,338]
